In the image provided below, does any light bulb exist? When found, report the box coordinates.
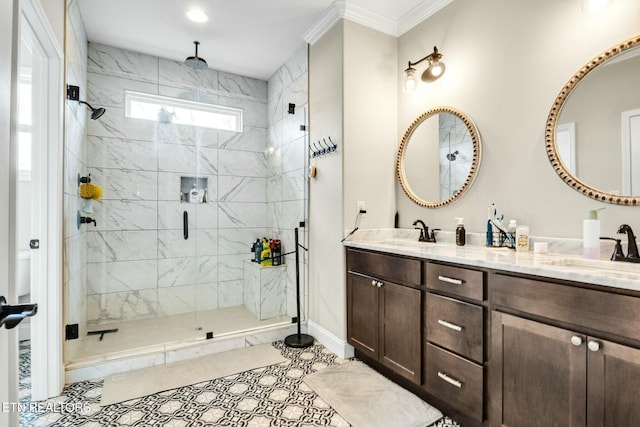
[584,0,611,13]
[186,8,208,23]
[430,61,443,78]
[404,68,417,91]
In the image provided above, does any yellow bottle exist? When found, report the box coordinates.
[260,238,272,267]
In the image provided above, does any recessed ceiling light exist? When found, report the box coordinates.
[186,8,208,23]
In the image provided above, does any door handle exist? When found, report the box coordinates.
[183,211,189,240]
[0,296,37,329]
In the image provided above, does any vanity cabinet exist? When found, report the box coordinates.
[346,248,422,384]
[424,262,485,423]
[490,273,640,427]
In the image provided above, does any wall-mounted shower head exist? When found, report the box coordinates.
[185,41,208,69]
[66,85,107,120]
[446,150,459,161]
[79,101,106,120]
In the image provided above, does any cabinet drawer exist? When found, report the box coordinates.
[491,273,640,343]
[347,249,422,286]
[427,263,484,301]
[425,343,483,421]
[426,293,483,363]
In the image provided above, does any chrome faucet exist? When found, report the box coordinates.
[412,220,437,243]
[616,224,640,262]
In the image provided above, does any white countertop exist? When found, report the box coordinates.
[343,229,640,293]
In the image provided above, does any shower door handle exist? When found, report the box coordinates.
[183,211,189,240]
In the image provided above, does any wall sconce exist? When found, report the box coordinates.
[66,85,106,120]
[404,46,446,91]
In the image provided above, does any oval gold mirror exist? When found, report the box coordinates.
[545,35,640,205]
[397,106,482,208]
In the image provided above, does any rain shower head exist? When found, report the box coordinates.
[185,41,208,69]
[79,101,106,120]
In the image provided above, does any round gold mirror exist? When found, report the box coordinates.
[545,35,640,205]
[397,106,482,208]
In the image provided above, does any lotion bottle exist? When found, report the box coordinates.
[455,217,466,246]
[516,225,529,252]
[583,208,604,259]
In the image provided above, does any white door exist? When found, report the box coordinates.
[19,0,65,402]
[0,0,20,425]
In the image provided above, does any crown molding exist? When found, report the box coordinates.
[398,0,454,35]
[342,2,398,37]
[304,0,454,45]
[303,1,346,45]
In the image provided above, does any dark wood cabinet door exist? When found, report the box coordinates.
[490,312,587,427]
[347,273,379,359]
[587,338,640,427]
[379,280,421,384]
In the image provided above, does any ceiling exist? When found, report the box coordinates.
[77,0,445,81]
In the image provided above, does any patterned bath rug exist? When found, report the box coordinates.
[304,360,443,427]
[100,343,286,405]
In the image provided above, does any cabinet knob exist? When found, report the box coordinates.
[371,280,377,286]
[588,340,601,352]
[377,281,383,288]
[570,335,583,346]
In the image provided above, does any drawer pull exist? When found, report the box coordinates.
[437,275,463,285]
[437,371,462,388]
[437,319,463,332]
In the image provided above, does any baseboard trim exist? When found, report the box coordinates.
[307,321,354,359]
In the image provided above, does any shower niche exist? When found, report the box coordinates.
[180,176,208,203]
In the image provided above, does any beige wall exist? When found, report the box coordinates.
[309,20,398,342]
[309,23,346,340]
[397,0,640,238]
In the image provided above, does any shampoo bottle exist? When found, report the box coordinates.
[455,218,466,246]
[583,208,604,259]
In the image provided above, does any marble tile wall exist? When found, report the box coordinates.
[266,45,309,318]
[439,113,473,200]
[64,0,89,338]
[84,43,272,326]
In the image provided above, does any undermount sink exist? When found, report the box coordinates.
[541,257,640,280]
[376,239,437,248]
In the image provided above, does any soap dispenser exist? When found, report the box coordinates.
[583,208,604,259]
[455,217,466,246]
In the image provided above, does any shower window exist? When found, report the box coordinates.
[124,90,243,132]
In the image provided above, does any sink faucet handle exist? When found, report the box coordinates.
[601,237,625,261]
[428,228,440,243]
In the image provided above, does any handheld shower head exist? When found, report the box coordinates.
[185,41,208,69]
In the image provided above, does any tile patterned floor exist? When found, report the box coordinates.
[19,340,461,427]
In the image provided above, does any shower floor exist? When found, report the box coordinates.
[67,305,290,363]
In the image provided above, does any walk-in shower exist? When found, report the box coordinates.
[64,2,309,366]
